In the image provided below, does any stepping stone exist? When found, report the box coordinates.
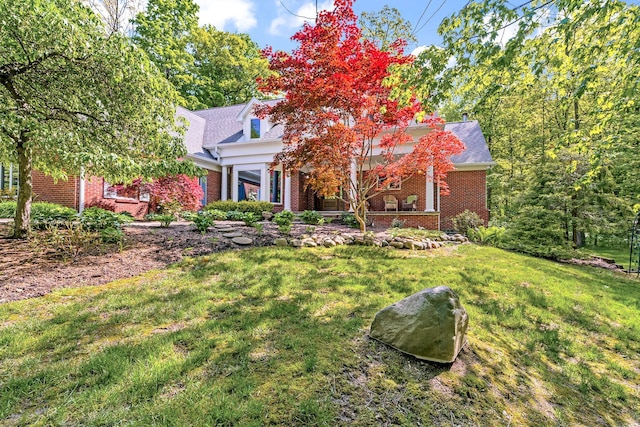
[222,232,243,238]
[232,237,253,245]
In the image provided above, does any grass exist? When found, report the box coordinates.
[584,244,630,267]
[1,245,639,426]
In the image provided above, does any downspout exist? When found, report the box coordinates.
[437,181,441,231]
[78,167,85,213]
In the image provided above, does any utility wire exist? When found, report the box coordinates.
[413,0,448,36]
[413,0,434,34]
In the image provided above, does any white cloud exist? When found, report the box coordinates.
[269,0,334,35]
[194,0,257,32]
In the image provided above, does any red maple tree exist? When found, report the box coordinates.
[142,174,204,213]
[257,0,464,231]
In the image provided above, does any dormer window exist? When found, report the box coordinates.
[250,118,260,139]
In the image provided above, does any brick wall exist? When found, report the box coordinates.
[439,170,489,230]
[206,170,221,204]
[367,174,433,212]
[32,171,79,209]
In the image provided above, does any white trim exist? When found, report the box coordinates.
[260,166,269,202]
[79,167,85,213]
[425,166,435,212]
[221,166,228,200]
[284,175,291,210]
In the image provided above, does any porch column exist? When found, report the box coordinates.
[425,166,435,212]
[231,167,239,202]
[78,167,85,213]
[284,174,292,211]
[349,161,357,212]
[260,165,269,202]
[221,166,228,200]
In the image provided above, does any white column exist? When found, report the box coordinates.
[260,165,269,202]
[221,166,228,201]
[425,166,435,212]
[78,167,85,213]
[284,175,292,211]
[8,164,13,189]
[349,161,357,212]
[231,167,239,202]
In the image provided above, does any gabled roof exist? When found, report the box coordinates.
[445,120,494,165]
[176,106,216,162]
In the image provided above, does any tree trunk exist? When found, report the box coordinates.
[13,134,33,239]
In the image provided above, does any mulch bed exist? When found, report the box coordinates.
[0,221,356,304]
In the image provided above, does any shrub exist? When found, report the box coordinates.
[467,226,505,246]
[145,212,175,227]
[341,213,358,228]
[391,217,405,228]
[241,212,258,226]
[205,201,274,216]
[191,212,215,233]
[80,207,133,231]
[0,201,16,218]
[31,202,78,229]
[502,205,573,259]
[225,210,245,221]
[300,210,325,225]
[273,210,294,233]
[100,226,124,244]
[451,210,483,236]
[142,174,204,213]
[32,223,100,261]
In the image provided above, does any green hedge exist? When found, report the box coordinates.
[0,201,16,218]
[204,201,273,216]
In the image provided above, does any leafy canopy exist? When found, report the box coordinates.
[257,0,464,231]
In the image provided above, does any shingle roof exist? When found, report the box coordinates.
[176,106,215,161]
[445,121,494,165]
[182,102,493,166]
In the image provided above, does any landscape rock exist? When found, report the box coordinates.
[273,238,289,247]
[222,232,243,238]
[232,237,253,245]
[369,286,468,363]
[290,239,303,248]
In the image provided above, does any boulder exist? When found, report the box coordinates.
[369,286,468,363]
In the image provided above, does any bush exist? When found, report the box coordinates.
[341,213,358,228]
[273,210,294,233]
[207,209,227,221]
[391,217,405,228]
[451,210,484,236]
[299,210,325,225]
[467,226,505,246]
[80,207,133,231]
[32,223,100,261]
[205,201,274,216]
[191,212,215,233]
[145,212,175,227]
[0,201,16,218]
[501,206,573,259]
[100,226,124,244]
[31,202,78,229]
[225,210,245,221]
[241,212,258,226]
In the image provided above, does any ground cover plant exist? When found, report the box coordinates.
[0,245,638,425]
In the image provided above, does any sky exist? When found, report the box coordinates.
[191,0,464,53]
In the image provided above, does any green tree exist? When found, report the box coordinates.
[359,5,417,52]
[0,0,198,238]
[187,26,272,108]
[431,0,640,248]
[131,0,199,108]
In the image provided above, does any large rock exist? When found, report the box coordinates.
[369,286,468,363]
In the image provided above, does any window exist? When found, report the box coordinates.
[0,164,18,190]
[377,175,401,190]
[103,181,141,201]
[250,118,261,139]
[270,170,282,204]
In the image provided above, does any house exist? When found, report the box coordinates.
[27,99,494,230]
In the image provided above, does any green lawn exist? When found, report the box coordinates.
[584,244,630,267]
[1,245,638,426]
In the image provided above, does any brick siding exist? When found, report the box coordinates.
[206,170,221,204]
[439,170,489,230]
[32,171,79,210]
[84,177,149,219]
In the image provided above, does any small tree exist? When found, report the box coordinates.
[0,0,198,238]
[257,0,464,231]
[142,174,204,213]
